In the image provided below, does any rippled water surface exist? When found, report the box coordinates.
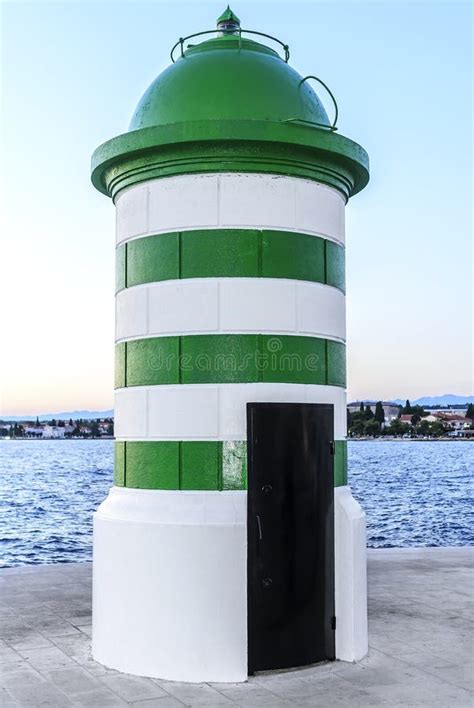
[0,441,111,567]
[350,441,473,548]
[0,439,472,566]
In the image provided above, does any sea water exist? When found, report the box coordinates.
[0,439,472,567]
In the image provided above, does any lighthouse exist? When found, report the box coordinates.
[91,7,369,683]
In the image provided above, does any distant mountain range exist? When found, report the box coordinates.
[391,395,473,407]
[1,410,114,422]
[1,395,473,421]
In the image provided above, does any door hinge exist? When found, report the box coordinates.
[329,441,335,455]
[331,616,336,630]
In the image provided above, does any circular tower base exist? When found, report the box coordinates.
[92,488,247,683]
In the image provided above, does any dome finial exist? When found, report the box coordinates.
[216,6,241,34]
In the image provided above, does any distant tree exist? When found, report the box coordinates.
[466,403,474,421]
[430,421,446,437]
[364,405,374,420]
[12,422,24,438]
[418,420,431,436]
[50,419,57,427]
[36,416,40,426]
[359,402,364,413]
[402,400,426,416]
[57,420,65,427]
[374,401,385,425]
[411,413,421,426]
[364,419,380,436]
[69,418,73,427]
[349,418,365,437]
[387,418,406,436]
[412,405,426,416]
[107,422,114,436]
[90,420,100,438]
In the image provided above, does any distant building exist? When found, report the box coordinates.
[397,412,472,431]
[420,414,438,423]
[426,407,469,416]
[347,401,400,422]
[24,426,44,438]
[24,425,65,439]
[432,413,470,431]
[399,415,413,424]
[42,425,65,439]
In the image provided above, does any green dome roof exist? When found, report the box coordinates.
[129,34,330,132]
[91,9,369,201]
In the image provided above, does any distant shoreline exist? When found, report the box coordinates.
[1,437,471,443]
[0,437,114,441]
[349,437,472,442]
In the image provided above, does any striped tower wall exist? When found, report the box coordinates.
[92,172,367,682]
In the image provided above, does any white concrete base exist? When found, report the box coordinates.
[334,485,368,662]
[93,485,367,681]
[92,488,247,683]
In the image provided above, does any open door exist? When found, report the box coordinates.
[247,402,335,674]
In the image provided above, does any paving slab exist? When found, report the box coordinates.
[0,548,472,706]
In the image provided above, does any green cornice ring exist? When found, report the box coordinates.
[91,119,369,202]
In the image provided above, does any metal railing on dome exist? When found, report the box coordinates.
[170,30,339,133]
[170,28,290,63]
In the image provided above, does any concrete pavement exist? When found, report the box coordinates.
[0,548,472,707]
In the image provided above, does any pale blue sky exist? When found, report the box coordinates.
[1,0,472,414]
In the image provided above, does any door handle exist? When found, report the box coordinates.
[256,514,263,540]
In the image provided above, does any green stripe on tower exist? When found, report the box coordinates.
[115,244,126,291]
[327,340,346,387]
[127,232,180,286]
[114,441,247,490]
[116,230,345,292]
[182,230,260,280]
[115,335,346,387]
[126,337,180,387]
[333,440,348,486]
[115,440,346,490]
[127,441,180,489]
[115,343,126,389]
[114,441,126,486]
[325,240,345,290]
[181,442,221,490]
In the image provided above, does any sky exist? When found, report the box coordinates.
[0,0,472,415]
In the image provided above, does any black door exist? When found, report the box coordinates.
[247,402,335,674]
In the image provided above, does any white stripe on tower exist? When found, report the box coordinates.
[115,278,346,343]
[114,383,347,440]
[115,173,345,245]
